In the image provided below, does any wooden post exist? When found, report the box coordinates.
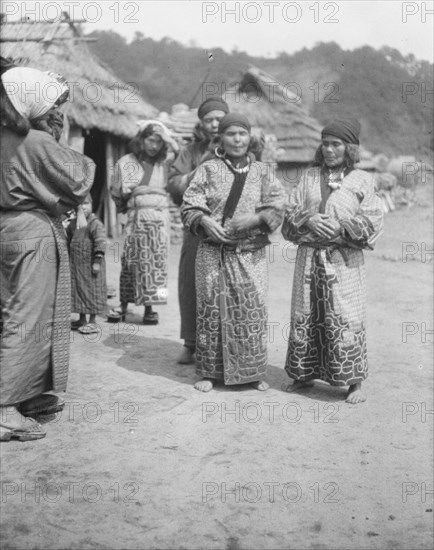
[105,137,117,238]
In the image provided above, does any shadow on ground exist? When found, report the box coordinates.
[102,334,347,402]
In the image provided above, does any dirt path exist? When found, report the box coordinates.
[1,191,433,550]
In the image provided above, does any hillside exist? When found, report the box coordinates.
[266,43,433,157]
[87,31,433,158]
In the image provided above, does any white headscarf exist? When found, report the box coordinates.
[136,119,172,136]
[1,67,69,121]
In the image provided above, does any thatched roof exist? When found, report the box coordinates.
[0,17,158,138]
[223,67,323,163]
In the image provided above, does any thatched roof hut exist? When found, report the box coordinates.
[0,16,158,137]
[1,14,159,237]
[222,66,322,164]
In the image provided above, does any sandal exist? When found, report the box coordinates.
[0,417,46,442]
[107,308,126,323]
[71,320,86,330]
[18,394,65,417]
[143,311,159,325]
[78,323,100,334]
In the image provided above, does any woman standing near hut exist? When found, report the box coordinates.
[109,120,179,324]
[0,65,95,440]
[282,119,384,404]
[182,113,287,392]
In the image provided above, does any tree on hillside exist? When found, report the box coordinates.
[87,31,433,156]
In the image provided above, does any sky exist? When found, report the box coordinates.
[2,0,433,62]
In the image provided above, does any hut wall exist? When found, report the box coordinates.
[105,138,117,238]
[83,129,107,223]
[105,136,128,238]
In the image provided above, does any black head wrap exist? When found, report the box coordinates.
[198,97,229,119]
[218,113,251,135]
[321,118,361,145]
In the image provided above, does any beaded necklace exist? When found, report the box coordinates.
[326,167,345,190]
[215,147,251,174]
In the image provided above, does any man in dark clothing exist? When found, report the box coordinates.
[168,97,229,364]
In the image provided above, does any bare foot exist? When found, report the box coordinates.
[177,347,195,365]
[345,383,366,404]
[251,381,269,391]
[194,379,213,392]
[284,380,314,393]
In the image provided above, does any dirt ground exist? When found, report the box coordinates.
[1,186,433,550]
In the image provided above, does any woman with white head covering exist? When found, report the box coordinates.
[0,63,95,440]
[109,120,179,324]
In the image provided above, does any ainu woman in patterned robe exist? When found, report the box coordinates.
[182,113,287,392]
[0,65,95,440]
[281,119,384,404]
[110,121,179,325]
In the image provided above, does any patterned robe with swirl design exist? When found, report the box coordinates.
[182,159,287,385]
[111,154,170,306]
[281,167,384,386]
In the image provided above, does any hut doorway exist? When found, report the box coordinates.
[83,128,107,220]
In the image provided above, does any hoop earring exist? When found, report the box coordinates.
[214,146,226,159]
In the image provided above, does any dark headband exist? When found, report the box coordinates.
[218,113,251,134]
[321,118,361,145]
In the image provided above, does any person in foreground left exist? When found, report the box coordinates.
[0,64,95,441]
